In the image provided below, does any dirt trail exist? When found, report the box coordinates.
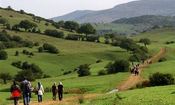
[117,48,166,91]
[18,94,101,105]
[16,48,166,105]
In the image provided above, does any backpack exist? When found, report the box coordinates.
[23,82,30,93]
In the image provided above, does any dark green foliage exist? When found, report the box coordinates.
[43,74,51,78]
[19,10,25,14]
[34,42,39,46]
[19,20,37,31]
[119,38,136,51]
[43,43,59,54]
[15,70,35,81]
[65,34,79,40]
[6,24,11,30]
[44,29,64,38]
[86,36,99,42]
[139,38,151,46]
[106,60,130,74]
[23,41,34,48]
[11,61,22,68]
[12,24,20,31]
[77,64,91,77]
[0,73,12,84]
[12,35,22,42]
[38,47,43,53]
[0,43,6,50]
[96,59,102,63]
[45,23,49,26]
[15,51,19,56]
[64,21,79,31]
[0,50,8,60]
[0,30,11,42]
[98,70,107,76]
[149,72,174,86]
[158,57,167,62]
[78,23,96,36]
[63,71,72,75]
[105,39,110,44]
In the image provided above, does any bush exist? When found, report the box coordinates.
[43,43,59,54]
[158,57,167,62]
[86,36,98,42]
[0,50,8,60]
[43,74,51,78]
[77,64,91,77]
[11,61,22,68]
[65,34,79,40]
[34,42,39,46]
[0,43,6,50]
[15,70,35,81]
[23,41,34,48]
[12,36,22,42]
[15,51,19,56]
[149,72,174,86]
[44,29,64,38]
[96,59,102,63]
[106,60,129,74]
[98,70,107,76]
[63,71,72,75]
[38,47,43,53]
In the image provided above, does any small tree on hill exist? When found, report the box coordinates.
[0,73,12,84]
[0,18,8,26]
[19,20,37,31]
[78,23,96,38]
[0,50,8,60]
[139,38,151,47]
[64,21,79,32]
[77,64,91,77]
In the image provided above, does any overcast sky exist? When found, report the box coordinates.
[0,0,137,19]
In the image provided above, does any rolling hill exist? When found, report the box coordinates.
[51,0,175,23]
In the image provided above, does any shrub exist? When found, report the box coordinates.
[0,43,6,50]
[63,71,72,75]
[0,73,12,84]
[158,57,167,62]
[43,74,51,78]
[0,50,8,60]
[38,47,43,53]
[65,34,79,40]
[106,60,129,74]
[23,41,34,48]
[43,43,59,54]
[12,36,22,42]
[86,36,98,42]
[15,70,35,81]
[149,72,174,86]
[77,64,91,77]
[34,42,39,46]
[44,29,64,38]
[11,61,22,68]
[96,59,102,63]
[15,51,19,56]
[98,70,107,76]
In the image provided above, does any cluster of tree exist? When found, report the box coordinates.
[22,50,34,57]
[11,20,37,32]
[165,41,175,45]
[0,30,39,50]
[38,43,59,54]
[44,29,64,38]
[12,61,43,81]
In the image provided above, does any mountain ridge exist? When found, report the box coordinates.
[51,0,175,23]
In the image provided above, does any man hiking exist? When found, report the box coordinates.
[58,82,63,101]
[20,77,31,105]
[11,81,21,105]
[52,82,58,101]
[36,82,44,103]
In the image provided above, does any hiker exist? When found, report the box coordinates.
[21,77,31,105]
[36,82,44,103]
[58,82,64,101]
[52,82,58,101]
[135,67,139,76]
[11,81,21,105]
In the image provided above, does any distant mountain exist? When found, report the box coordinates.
[112,15,175,26]
[51,0,175,23]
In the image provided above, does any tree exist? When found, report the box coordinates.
[44,29,64,38]
[64,21,79,31]
[38,47,43,53]
[19,9,25,14]
[129,55,137,65]
[43,43,59,54]
[78,23,96,38]
[0,50,8,60]
[15,70,35,82]
[0,73,12,84]
[106,60,130,74]
[139,38,151,47]
[119,39,135,51]
[19,20,37,31]
[77,64,91,77]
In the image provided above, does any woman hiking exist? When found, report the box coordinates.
[36,82,44,103]
[58,82,64,101]
[52,82,58,101]
[11,81,21,105]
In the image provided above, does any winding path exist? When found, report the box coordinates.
[17,48,166,105]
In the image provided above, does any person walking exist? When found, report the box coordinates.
[58,82,64,101]
[11,81,21,105]
[52,82,58,101]
[36,82,44,103]
[20,77,31,105]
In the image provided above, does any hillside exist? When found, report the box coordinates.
[51,0,175,23]
[113,15,175,26]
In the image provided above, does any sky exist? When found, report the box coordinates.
[0,0,137,19]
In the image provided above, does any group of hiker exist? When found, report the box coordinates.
[130,63,140,76]
[10,77,64,105]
